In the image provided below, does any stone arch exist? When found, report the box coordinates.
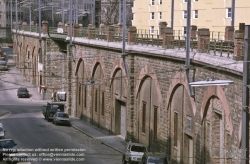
[110,58,129,87]
[90,57,106,128]
[75,56,89,119]
[166,72,196,163]
[109,59,129,138]
[200,86,233,135]
[135,65,162,104]
[91,56,106,79]
[75,57,88,76]
[166,72,196,116]
[135,65,163,150]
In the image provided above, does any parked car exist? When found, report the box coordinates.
[139,152,168,164]
[17,88,29,98]
[0,123,5,139]
[52,112,71,126]
[122,142,147,164]
[42,102,65,121]
[0,139,17,162]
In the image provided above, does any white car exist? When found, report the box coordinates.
[122,142,147,164]
[52,112,71,126]
[0,123,5,139]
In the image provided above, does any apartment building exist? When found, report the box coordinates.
[132,0,250,34]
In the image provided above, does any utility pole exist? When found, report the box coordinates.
[62,0,65,25]
[122,0,128,75]
[185,0,194,96]
[119,0,122,24]
[241,25,250,164]
[11,0,13,32]
[231,0,235,27]
[171,0,174,28]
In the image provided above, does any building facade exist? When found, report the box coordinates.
[132,0,250,35]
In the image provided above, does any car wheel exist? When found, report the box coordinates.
[52,120,54,124]
[122,157,127,164]
[55,121,58,125]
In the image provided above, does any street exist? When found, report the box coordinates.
[0,63,122,163]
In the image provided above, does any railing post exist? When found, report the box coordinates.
[107,25,115,42]
[225,26,235,41]
[117,23,123,35]
[73,24,80,37]
[42,21,49,34]
[159,22,167,38]
[87,24,95,39]
[162,27,174,49]
[127,26,137,45]
[197,28,210,53]
[190,25,197,39]
[30,21,34,32]
[233,30,244,60]
[22,22,27,31]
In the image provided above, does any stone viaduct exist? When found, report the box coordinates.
[12,21,246,163]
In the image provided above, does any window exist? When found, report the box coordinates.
[101,92,105,116]
[186,116,192,131]
[183,26,187,35]
[84,86,87,108]
[78,85,81,105]
[174,112,178,146]
[151,0,155,5]
[153,106,158,139]
[159,0,162,5]
[150,26,154,34]
[151,12,155,19]
[95,90,98,112]
[194,10,198,18]
[227,8,232,18]
[142,102,146,133]
[183,10,187,18]
[184,0,187,2]
[159,12,162,19]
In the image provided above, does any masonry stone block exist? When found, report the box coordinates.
[233,30,244,60]
[197,28,210,53]
[42,21,49,34]
[225,26,235,41]
[127,26,137,45]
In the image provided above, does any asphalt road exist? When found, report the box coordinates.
[0,65,122,163]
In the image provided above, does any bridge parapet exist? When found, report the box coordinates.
[13,22,247,61]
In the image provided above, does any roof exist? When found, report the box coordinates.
[144,152,166,157]
[127,142,146,147]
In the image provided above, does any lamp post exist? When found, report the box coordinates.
[241,25,250,164]
[231,0,235,27]
[185,0,194,96]
[122,0,128,75]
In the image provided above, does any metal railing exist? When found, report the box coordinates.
[13,26,241,59]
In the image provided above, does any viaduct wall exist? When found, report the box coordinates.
[12,26,245,163]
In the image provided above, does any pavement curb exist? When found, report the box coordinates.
[0,111,10,117]
[72,125,123,154]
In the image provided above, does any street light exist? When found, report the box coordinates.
[189,79,234,87]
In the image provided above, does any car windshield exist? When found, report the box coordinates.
[148,157,165,163]
[131,145,146,152]
[50,104,64,112]
[19,88,27,92]
[0,140,15,148]
[0,127,3,132]
[58,113,69,118]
